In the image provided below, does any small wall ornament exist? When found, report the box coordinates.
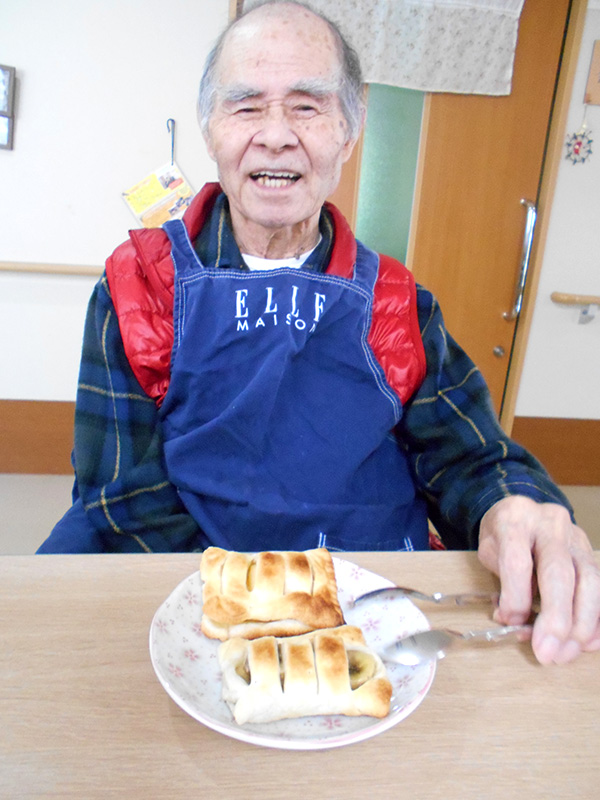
[565,118,593,165]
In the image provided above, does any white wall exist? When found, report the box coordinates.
[0,0,227,400]
[1,272,97,401]
[515,3,600,420]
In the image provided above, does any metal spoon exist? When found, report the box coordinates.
[380,624,533,667]
[350,586,500,608]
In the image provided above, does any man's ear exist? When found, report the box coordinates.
[341,104,366,163]
[203,131,217,162]
[341,135,359,164]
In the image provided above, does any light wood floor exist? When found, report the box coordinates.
[0,474,598,555]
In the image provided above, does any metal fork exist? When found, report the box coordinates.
[380,624,533,667]
[350,586,500,608]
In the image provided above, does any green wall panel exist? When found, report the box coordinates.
[355,85,425,264]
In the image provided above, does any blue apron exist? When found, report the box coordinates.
[159,219,429,552]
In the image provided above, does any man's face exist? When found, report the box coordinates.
[204,6,357,251]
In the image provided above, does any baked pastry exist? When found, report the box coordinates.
[218,625,392,724]
[199,547,345,640]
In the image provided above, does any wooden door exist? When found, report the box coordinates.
[407,0,571,415]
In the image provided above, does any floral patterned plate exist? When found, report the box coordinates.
[149,556,436,750]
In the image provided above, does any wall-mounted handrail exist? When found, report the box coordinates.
[551,291,599,324]
[551,291,600,306]
[0,261,103,277]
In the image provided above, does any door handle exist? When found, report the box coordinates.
[504,199,537,321]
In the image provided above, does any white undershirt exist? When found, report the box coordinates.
[242,238,321,271]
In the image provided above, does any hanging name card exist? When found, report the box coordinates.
[122,163,194,228]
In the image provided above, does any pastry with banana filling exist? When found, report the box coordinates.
[218,625,392,724]
[200,547,344,641]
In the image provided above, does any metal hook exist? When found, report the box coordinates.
[166,118,175,165]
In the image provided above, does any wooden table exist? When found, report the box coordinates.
[1,552,598,799]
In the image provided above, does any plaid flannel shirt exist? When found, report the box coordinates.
[63,197,571,553]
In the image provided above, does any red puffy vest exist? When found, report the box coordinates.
[106,183,426,408]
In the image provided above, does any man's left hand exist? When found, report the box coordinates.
[478,496,600,664]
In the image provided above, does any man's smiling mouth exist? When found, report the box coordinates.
[250,170,301,187]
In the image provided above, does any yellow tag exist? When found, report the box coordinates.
[122,163,194,227]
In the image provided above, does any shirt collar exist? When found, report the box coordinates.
[193,191,333,274]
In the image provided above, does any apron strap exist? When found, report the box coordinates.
[352,241,380,294]
[163,218,198,276]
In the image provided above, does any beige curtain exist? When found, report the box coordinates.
[243,0,526,95]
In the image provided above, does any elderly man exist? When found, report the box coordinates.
[40,1,599,665]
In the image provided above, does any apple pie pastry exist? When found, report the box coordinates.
[199,547,345,640]
[219,625,392,724]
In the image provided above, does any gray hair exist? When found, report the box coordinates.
[197,1,365,141]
